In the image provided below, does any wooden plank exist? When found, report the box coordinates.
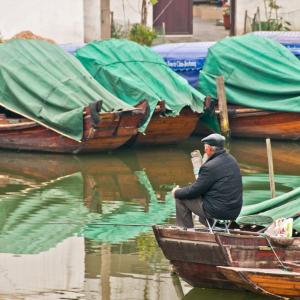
[216,76,230,138]
[266,138,276,198]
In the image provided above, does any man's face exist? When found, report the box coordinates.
[204,144,214,157]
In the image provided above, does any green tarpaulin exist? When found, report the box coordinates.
[0,39,132,141]
[75,39,206,132]
[199,35,300,112]
[239,173,300,230]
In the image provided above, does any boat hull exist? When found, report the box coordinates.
[134,107,199,145]
[153,225,300,290]
[229,110,300,140]
[152,226,236,289]
[195,106,300,140]
[0,102,147,153]
[218,267,300,299]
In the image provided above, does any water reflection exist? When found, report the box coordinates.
[0,138,299,299]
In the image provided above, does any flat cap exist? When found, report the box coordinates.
[201,133,225,147]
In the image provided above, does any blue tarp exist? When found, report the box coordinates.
[251,31,300,47]
[59,43,85,55]
[152,42,215,88]
[152,36,300,88]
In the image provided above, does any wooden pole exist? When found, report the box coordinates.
[216,76,230,138]
[257,7,262,31]
[101,0,111,39]
[266,138,276,198]
[244,10,248,34]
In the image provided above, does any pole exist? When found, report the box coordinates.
[216,76,230,138]
[101,0,111,39]
[266,138,276,198]
[244,10,248,34]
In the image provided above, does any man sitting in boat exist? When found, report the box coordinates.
[172,133,243,228]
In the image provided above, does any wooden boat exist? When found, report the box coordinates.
[215,232,300,270]
[218,267,300,299]
[0,101,147,153]
[227,105,300,141]
[195,104,300,141]
[152,225,300,290]
[131,103,200,145]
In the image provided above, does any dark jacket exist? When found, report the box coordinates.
[175,149,243,220]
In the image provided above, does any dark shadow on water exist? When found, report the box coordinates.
[183,287,273,300]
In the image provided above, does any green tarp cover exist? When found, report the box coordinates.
[0,39,132,141]
[239,173,300,231]
[199,35,300,112]
[75,39,205,132]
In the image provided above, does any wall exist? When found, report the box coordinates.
[0,0,84,43]
[84,0,101,42]
[111,0,153,30]
[235,0,300,35]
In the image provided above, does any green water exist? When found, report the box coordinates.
[0,137,299,299]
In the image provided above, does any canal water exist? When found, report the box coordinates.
[0,137,299,300]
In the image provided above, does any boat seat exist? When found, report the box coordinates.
[206,218,233,234]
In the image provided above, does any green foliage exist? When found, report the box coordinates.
[128,24,157,46]
[252,0,291,31]
[253,19,291,31]
[111,22,127,39]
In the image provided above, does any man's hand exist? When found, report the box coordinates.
[171,185,180,198]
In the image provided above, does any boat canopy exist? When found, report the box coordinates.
[239,173,300,231]
[0,39,132,141]
[75,39,206,132]
[152,42,214,88]
[199,35,300,113]
[152,38,300,88]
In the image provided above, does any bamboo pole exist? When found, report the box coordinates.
[216,76,230,138]
[266,138,276,198]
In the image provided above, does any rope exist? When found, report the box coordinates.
[264,234,290,271]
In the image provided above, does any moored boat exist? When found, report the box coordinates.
[152,225,300,290]
[196,104,300,141]
[197,35,300,141]
[75,39,208,145]
[226,106,300,141]
[218,266,300,299]
[0,39,148,153]
[132,105,200,145]
[0,101,147,153]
